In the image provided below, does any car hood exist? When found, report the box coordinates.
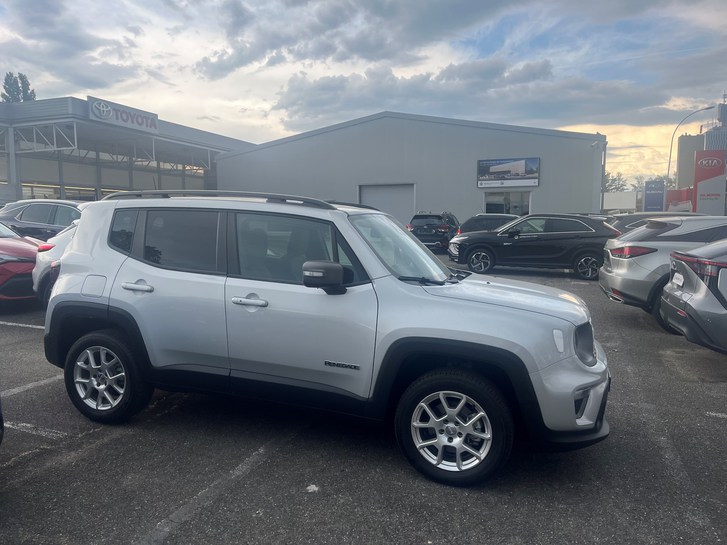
[423,274,590,325]
[0,236,39,259]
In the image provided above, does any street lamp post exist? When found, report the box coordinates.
[666,105,716,180]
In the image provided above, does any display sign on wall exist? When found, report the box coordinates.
[693,150,726,215]
[87,96,159,134]
[643,180,665,212]
[477,157,540,188]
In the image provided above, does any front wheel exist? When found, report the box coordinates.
[64,330,153,424]
[395,370,514,487]
[573,253,601,280]
[467,248,495,274]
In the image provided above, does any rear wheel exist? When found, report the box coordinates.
[395,369,514,487]
[573,253,601,280]
[467,248,495,274]
[64,330,153,424]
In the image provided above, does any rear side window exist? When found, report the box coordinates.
[142,209,221,273]
[618,221,679,242]
[19,203,53,223]
[109,210,139,253]
[547,219,593,233]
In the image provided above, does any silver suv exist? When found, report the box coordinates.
[45,191,610,486]
[599,216,727,331]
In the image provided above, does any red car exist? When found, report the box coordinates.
[0,221,40,300]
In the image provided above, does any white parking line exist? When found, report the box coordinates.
[4,422,68,440]
[0,320,44,330]
[135,431,301,545]
[1,375,63,398]
[706,412,727,419]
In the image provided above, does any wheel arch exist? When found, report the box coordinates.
[45,302,151,376]
[366,337,544,433]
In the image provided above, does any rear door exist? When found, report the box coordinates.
[109,208,229,380]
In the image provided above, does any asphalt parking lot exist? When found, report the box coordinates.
[1,263,726,545]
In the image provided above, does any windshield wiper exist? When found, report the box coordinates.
[397,276,446,286]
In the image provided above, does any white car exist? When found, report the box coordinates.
[32,221,77,306]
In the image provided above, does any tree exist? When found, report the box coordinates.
[630,174,676,192]
[602,171,629,193]
[2,72,36,102]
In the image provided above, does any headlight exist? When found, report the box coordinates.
[574,322,597,367]
[0,253,29,265]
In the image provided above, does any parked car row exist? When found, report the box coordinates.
[599,215,727,355]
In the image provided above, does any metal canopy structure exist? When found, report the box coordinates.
[0,97,255,202]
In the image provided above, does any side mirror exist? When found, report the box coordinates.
[507,229,520,238]
[303,260,346,295]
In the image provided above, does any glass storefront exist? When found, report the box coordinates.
[484,191,531,215]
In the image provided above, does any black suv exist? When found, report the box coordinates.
[0,199,81,240]
[459,213,519,234]
[407,212,459,251]
[448,213,621,279]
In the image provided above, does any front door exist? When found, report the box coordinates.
[225,212,378,400]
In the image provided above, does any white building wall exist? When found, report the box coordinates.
[217,113,604,223]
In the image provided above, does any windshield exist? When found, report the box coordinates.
[0,222,18,238]
[349,214,451,282]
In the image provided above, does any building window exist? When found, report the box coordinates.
[484,191,530,215]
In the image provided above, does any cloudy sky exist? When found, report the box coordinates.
[1,0,725,181]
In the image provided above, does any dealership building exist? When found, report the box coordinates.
[216,112,606,224]
[2,99,607,223]
[0,96,255,204]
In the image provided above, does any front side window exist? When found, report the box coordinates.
[350,213,450,282]
[514,218,546,234]
[234,213,366,285]
[142,209,220,273]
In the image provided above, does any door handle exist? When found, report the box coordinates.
[231,296,268,307]
[121,282,154,293]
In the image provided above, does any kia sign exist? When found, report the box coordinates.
[693,150,726,215]
[87,96,159,134]
[643,180,665,212]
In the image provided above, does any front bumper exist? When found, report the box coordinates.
[525,340,611,450]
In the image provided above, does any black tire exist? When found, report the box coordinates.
[39,278,53,309]
[63,329,153,424]
[467,247,495,274]
[395,369,514,487]
[651,285,679,334]
[573,252,601,280]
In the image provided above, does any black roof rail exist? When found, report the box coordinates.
[102,190,336,210]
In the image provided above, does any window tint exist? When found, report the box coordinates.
[20,203,53,223]
[706,225,727,242]
[109,210,138,253]
[234,213,366,285]
[618,221,679,242]
[54,205,81,226]
[670,225,727,243]
[411,215,442,226]
[547,219,592,233]
[514,218,546,234]
[143,209,220,273]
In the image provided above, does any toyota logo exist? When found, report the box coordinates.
[92,101,112,119]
